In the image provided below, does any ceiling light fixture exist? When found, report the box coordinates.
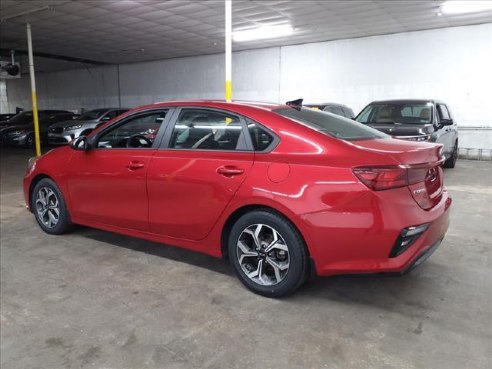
[440,0,492,14]
[233,24,294,42]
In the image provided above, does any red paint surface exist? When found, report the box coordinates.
[24,101,451,276]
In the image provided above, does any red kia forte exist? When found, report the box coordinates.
[23,100,451,297]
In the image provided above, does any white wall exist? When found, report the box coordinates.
[279,23,492,126]
[6,23,492,145]
[6,65,120,113]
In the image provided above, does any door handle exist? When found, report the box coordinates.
[126,161,145,170]
[217,166,244,177]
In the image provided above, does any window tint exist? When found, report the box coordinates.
[356,103,433,125]
[437,104,450,120]
[79,109,106,120]
[105,110,120,119]
[248,121,274,151]
[343,108,355,119]
[97,110,167,149]
[170,109,243,150]
[275,107,387,141]
[324,106,345,117]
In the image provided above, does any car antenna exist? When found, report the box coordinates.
[286,98,303,111]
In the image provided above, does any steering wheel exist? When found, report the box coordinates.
[126,134,152,148]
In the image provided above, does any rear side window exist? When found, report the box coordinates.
[248,121,274,151]
[274,107,387,141]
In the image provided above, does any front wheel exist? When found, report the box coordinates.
[31,178,73,234]
[444,141,458,168]
[228,210,309,297]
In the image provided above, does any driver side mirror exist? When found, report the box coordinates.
[70,136,90,151]
[440,118,454,126]
[101,116,111,122]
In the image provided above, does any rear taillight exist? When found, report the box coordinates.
[353,166,407,190]
[353,165,435,191]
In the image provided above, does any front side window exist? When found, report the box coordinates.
[97,110,167,149]
[356,103,434,125]
[274,107,387,141]
[169,109,244,150]
[437,104,450,120]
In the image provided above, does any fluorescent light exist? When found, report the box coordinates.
[441,0,492,14]
[233,24,294,42]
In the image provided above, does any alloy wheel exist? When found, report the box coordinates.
[236,224,290,286]
[35,187,60,228]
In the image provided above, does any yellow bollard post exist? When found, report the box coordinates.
[26,23,41,156]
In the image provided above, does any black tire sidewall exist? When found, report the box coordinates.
[26,133,34,147]
[228,210,307,297]
[31,178,72,235]
[444,142,458,168]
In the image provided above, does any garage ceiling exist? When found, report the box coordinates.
[1,0,492,69]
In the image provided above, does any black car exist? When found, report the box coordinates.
[356,99,459,168]
[0,110,75,146]
[305,103,355,119]
[0,113,16,121]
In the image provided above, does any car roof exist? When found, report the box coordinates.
[134,100,286,112]
[305,102,348,107]
[368,99,446,105]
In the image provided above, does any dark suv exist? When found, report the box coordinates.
[356,99,459,168]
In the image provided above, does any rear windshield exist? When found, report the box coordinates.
[356,103,434,125]
[274,107,387,140]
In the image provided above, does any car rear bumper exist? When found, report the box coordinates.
[306,189,452,276]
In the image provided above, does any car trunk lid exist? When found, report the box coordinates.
[351,138,444,210]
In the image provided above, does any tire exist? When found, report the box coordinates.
[31,178,73,235]
[444,141,458,168]
[228,209,309,297]
[25,133,34,147]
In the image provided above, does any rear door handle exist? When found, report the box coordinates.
[217,166,244,177]
[126,161,145,170]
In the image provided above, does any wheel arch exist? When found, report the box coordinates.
[28,174,53,212]
[220,204,316,275]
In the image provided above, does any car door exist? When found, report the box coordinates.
[146,107,254,241]
[66,109,171,231]
[435,103,453,156]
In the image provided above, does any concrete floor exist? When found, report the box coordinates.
[1,147,491,369]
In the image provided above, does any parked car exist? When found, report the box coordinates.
[356,99,459,168]
[24,100,451,297]
[305,103,355,119]
[0,113,17,122]
[47,108,129,145]
[0,110,72,128]
[0,110,75,146]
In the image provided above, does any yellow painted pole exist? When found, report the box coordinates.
[225,0,232,102]
[26,23,41,156]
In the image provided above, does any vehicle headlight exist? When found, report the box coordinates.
[65,124,82,131]
[11,130,27,135]
[26,156,38,175]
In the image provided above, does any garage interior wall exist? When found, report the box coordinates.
[6,23,492,147]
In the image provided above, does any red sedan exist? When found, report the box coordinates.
[23,100,451,297]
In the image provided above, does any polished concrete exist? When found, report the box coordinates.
[1,147,491,369]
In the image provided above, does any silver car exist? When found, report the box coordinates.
[47,108,129,145]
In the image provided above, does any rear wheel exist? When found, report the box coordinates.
[444,141,458,168]
[32,178,73,234]
[228,210,308,297]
